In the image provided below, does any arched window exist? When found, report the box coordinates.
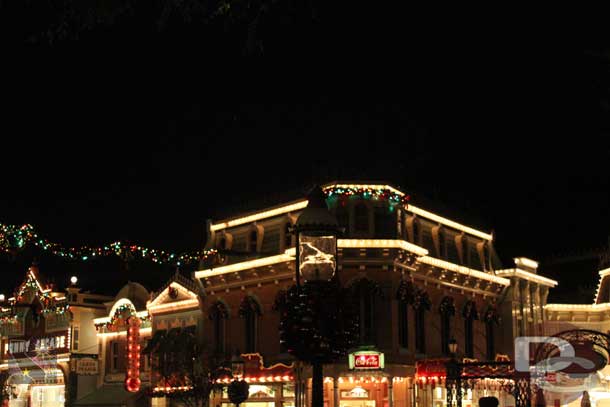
[463,301,478,358]
[484,305,499,360]
[239,296,261,353]
[351,279,381,345]
[439,297,455,355]
[336,203,349,235]
[354,202,369,233]
[463,236,470,267]
[248,229,258,253]
[438,228,447,259]
[284,222,293,249]
[209,301,229,354]
[396,279,414,349]
[217,236,226,250]
[412,289,431,354]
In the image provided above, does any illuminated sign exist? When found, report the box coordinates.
[8,332,69,357]
[348,350,384,370]
[76,358,99,375]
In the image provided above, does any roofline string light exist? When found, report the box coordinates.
[209,183,493,240]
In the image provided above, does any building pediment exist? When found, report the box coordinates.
[148,281,201,314]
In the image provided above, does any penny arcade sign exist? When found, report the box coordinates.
[7,331,69,357]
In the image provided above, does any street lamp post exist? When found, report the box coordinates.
[446,338,462,407]
[293,186,340,407]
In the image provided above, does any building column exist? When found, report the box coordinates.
[333,377,340,407]
[388,377,394,407]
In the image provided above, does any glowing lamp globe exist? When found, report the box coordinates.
[0,294,5,302]
[295,186,339,282]
[70,276,78,285]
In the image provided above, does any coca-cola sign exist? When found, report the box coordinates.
[348,349,385,370]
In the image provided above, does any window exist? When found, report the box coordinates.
[398,299,409,348]
[217,236,226,250]
[438,229,447,259]
[111,341,119,371]
[354,203,369,233]
[486,322,495,360]
[439,297,455,355]
[336,204,349,234]
[284,222,293,249]
[239,297,261,353]
[374,206,395,238]
[248,230,258,252]
[209,301,229,354]
[463,301,478,358]
[414,306,426,353]
[72,325,80,351]
[351,279,379,345]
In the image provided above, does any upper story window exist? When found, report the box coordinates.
[335,204,349,235]
[439,296,455,356]
[239,296,262,353]
[463,301,478,358]
[209,301,229,354]
[217,237,226,250]
[284,222,293,249]
[406,216,421,245]
[351,278,381,345]
[412,289,431,354]
[374,206,395,238]
[354,203,369,233]
[248,229,258,253]
[111,341,120,371]
[72,325,80,351]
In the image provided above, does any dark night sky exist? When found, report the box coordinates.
[2,28,610,297]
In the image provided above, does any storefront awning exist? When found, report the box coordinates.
[74,384,146,406]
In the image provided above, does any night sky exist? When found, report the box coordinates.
[2,28,610,299]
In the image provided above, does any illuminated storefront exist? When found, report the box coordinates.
[214,354,295,407]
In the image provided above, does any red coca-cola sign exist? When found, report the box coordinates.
[355,354,380,369]
[349,350,385,370]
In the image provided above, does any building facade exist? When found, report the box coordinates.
[0,265,111,407]
[195,183,556,407]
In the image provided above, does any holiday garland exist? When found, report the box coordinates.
[208,301,229,320]
[439,296,456,316]
[462,300,479,320]
[0,222,216,266]
[324,186,410,206]
[412,289,431,310]
[396,278,415,303]
[238,296,261,318]
[483,304,500,325]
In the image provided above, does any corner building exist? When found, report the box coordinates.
[196,183,555,407]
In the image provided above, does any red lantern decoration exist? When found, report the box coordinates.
[125,316,141,392]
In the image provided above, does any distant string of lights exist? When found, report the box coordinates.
[0,222,216,266]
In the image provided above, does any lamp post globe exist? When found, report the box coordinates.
[294,186,339,284]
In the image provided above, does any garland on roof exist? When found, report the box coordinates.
[324,186,410,209]
[0,223,216,266]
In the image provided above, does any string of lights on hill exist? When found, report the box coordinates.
[0,223,216,266]
[0,186,408,266]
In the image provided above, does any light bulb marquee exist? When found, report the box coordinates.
[125,316,141,393]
